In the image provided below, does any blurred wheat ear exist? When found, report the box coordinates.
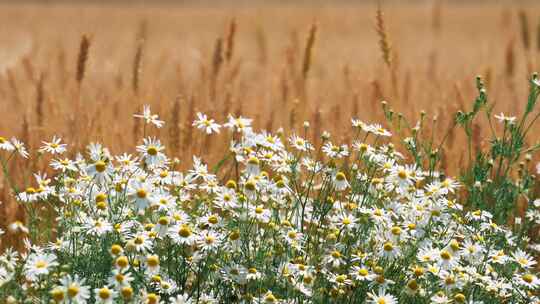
[376,3,392,68]
[132,38,145,95]
[225,18,237,63]
[518,10,530,51]
[76,34,91,86]
[302,22,318,80]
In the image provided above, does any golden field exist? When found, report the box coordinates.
[0,1,539,232]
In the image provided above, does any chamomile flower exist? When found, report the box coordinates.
[193,112,221,134]
[289,135,313,152]
[136,137,166,166]
[24,253,58,281]
[512,249,537,269]
[169,224,197,246]
[39,136,67,155]
[514,272,540,289]
[322,142,349,159]
[169,294,192,304]
[60,274,91,303]
[127,180,155,211]
[10,138,29,158]
[368,124,392,137]
[0,136,14,151]
[198,231,222,252]
[367,288,397,304]
[249,205,271,223]
[436,249,459,270]
[51,158,78,172]
[94,286,116,304]
[8,221,29,234]
[224,114,252,133]
[494,112,516,125]
[86,159,113,183]
[333,171,349,191]
[83,218,113,236]
[134,105,165,128]
[350,265,376,282]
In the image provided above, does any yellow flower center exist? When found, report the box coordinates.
[147,293,159,304]
[51,288,65,301]
[205,235,215,244]
[121,286,133,299]
[454,293,466,303]
[440,250,451,260]
[264,293,277,303]
[136,189,147,198]
[147,256,159,267]
[383,242,394,252]
[111,244,122,255]
[67,285,79,298]
[335,172,346,181]
[179,225,192,237]
[134,236,144,245]
[398,170,407,179]
[95,161,106,173]
[98,287,111,299]
[208,215,218,224]
[523,273,534,283]
[35,260,47,269]
[116,256,129,268]
[147,146,158,156]
[95,193,107,202]
[335,274,346,283]
[407,279,419,290]
[288,231,297,239]
[245,181,256,191]
[158,217,169,225]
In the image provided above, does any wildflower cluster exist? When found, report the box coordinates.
[0,107,539,303]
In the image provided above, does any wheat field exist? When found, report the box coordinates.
[1,2,538,215]
[1,1,540,302]
[0,1,533,227]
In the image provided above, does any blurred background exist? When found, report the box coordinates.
[0,0,540,235]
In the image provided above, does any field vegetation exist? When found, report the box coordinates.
[0,1,540,303]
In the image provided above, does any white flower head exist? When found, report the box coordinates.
[134,104,165,128]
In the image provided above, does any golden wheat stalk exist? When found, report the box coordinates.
[225,18,237,63]
[518,10,530,50]
[505,38,515,77]
[169,96,182,155]
[536,19,540,51]
[76,34,91,85]
[255,25,267,65]
[376,3,392,68]
[132,38,145,94]
[432,0,442,34]
[212,37,224,77]
[35,73,45,127]
[302,22,318,79]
